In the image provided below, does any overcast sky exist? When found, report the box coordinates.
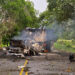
[30,0,48,14]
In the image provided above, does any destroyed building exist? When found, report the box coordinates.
[8,27,57,56]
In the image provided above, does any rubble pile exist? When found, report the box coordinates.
[0,27,57,58]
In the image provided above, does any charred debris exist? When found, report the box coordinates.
[5,27,57,58]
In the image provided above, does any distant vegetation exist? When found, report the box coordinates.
[54,39,75,53]
[39,0,75,39]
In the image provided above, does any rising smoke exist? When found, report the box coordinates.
[12,27,57,43]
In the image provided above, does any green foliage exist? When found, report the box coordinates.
[39,0,75,40]
[54,39,75,53]
[0,0,39,45]
[47,0,75,22]
[39,10,54,27]
[39,11,49,21]
[54,42,75,53]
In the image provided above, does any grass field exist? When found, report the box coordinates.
[0,43,9,47]
[54,39,75,53]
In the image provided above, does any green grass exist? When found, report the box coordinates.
[54,39,75,53]
[0,43,9,47]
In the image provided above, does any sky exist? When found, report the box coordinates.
[30,0,48,14]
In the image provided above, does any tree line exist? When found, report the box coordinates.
[0,0,39,45]
[39,0,75,39]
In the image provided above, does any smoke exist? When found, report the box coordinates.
[11,27,58,52]
[12,27,58,43]
[34,30,46,42]
[51,21,64,38]
[45,28,57,41]
[47,18,75,39]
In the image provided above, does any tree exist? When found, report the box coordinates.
[0,0,39,45]
[47,0,75,22]
[39,0,75,39]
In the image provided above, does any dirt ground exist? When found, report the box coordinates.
[0,51,75,75]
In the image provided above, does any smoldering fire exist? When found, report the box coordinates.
[8,27,57,56]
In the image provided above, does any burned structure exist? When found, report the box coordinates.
[8,27,57,56]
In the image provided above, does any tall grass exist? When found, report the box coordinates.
[54,39,75,53]
[0,43,9,47]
